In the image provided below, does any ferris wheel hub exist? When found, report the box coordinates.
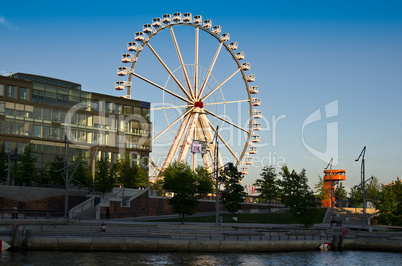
[194,101,204,109]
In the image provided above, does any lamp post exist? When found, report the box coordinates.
[355,146,366,228]
[213,126,220,225]
[3,146,20,186]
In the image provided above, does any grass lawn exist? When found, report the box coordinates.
[151,208,327,225]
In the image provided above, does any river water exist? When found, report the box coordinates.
[1,250,401,265]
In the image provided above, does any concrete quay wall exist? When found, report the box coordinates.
[2,237,400,252]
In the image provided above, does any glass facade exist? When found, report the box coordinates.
[0,73,151,170]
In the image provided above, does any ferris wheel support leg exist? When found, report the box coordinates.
[146,42,192,100]
[177,109,201,162]
[198,42,223,100]
[162,113,192,170]
[196,117,213,172]
[170,27,194,99]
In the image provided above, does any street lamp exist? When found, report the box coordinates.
[355,146,366,228]
[3,146,21,186]
[213,126,220,225]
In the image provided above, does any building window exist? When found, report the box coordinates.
[19,87,31,101]
[0,84,4,97]
[7,85,17,98]
[34,124,41,138]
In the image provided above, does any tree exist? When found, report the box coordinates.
[313,175,329,204]
[253,166,280,211]
[220,163,247,214]
[278,165,303,210]
[14,144,38,183]
[44,153,92,188]
[69,152,92,188]
[162,161,198,224]
[375,178,402,226]
[335,182,348,203]
[44,155,65,185]
[375,184,398,226]
[278,166,317,227]
[349,186,362,209]
[94,158,115,197]
[366,176,381,201]
[116,154,148,188]
[194,165,214,198]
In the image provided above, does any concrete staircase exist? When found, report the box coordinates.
[69,188,147,220]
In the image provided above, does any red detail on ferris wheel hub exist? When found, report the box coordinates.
[194,101,204,108]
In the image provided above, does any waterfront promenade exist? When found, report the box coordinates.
[1,218,401,252]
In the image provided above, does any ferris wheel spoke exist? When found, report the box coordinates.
[153,107,194,142]
[169,27,194,99]
[199,114,223,168]
[194,27,199,99]
[197,42,223,100]
[204,109,250,134]
[145,42,193,100]
[131,72,192,104]
[208,119,240,163]
[151,104,192,111]
[200,68,241,102]
[203,99,250,106]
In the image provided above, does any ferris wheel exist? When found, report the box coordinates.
[115,12,262,179]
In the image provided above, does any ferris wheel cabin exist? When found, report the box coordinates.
[143,24,153,34]
[221,33,230,42]
[193,15,202,25]
[121,54,137,63]
[203,19,212,29]
[162,14,171,23]
[115,81,125,91]
[172,12,182,22]
[229,42,238,50]
[152,17,162,28]
[235,52,245,60]
[241,63,250,71]
[252,98,261,106]
[249,86,258,94]
[183,13,192,23]
[245,156,253,165]
[249,145,257,154]
[212,25,221,34]
[241,167,249,175]
[253,121,262,131]
[251,133,260,143]
[252,109,262,119]
[127,42,142,52]
[246,74,255,82]
[135,32,145,42]
[117,67,129,76]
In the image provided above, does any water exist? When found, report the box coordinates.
[1,251,401,265]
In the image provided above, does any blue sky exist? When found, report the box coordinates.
[1,0,401,191]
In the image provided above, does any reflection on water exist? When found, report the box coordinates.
[1,250,401,265]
